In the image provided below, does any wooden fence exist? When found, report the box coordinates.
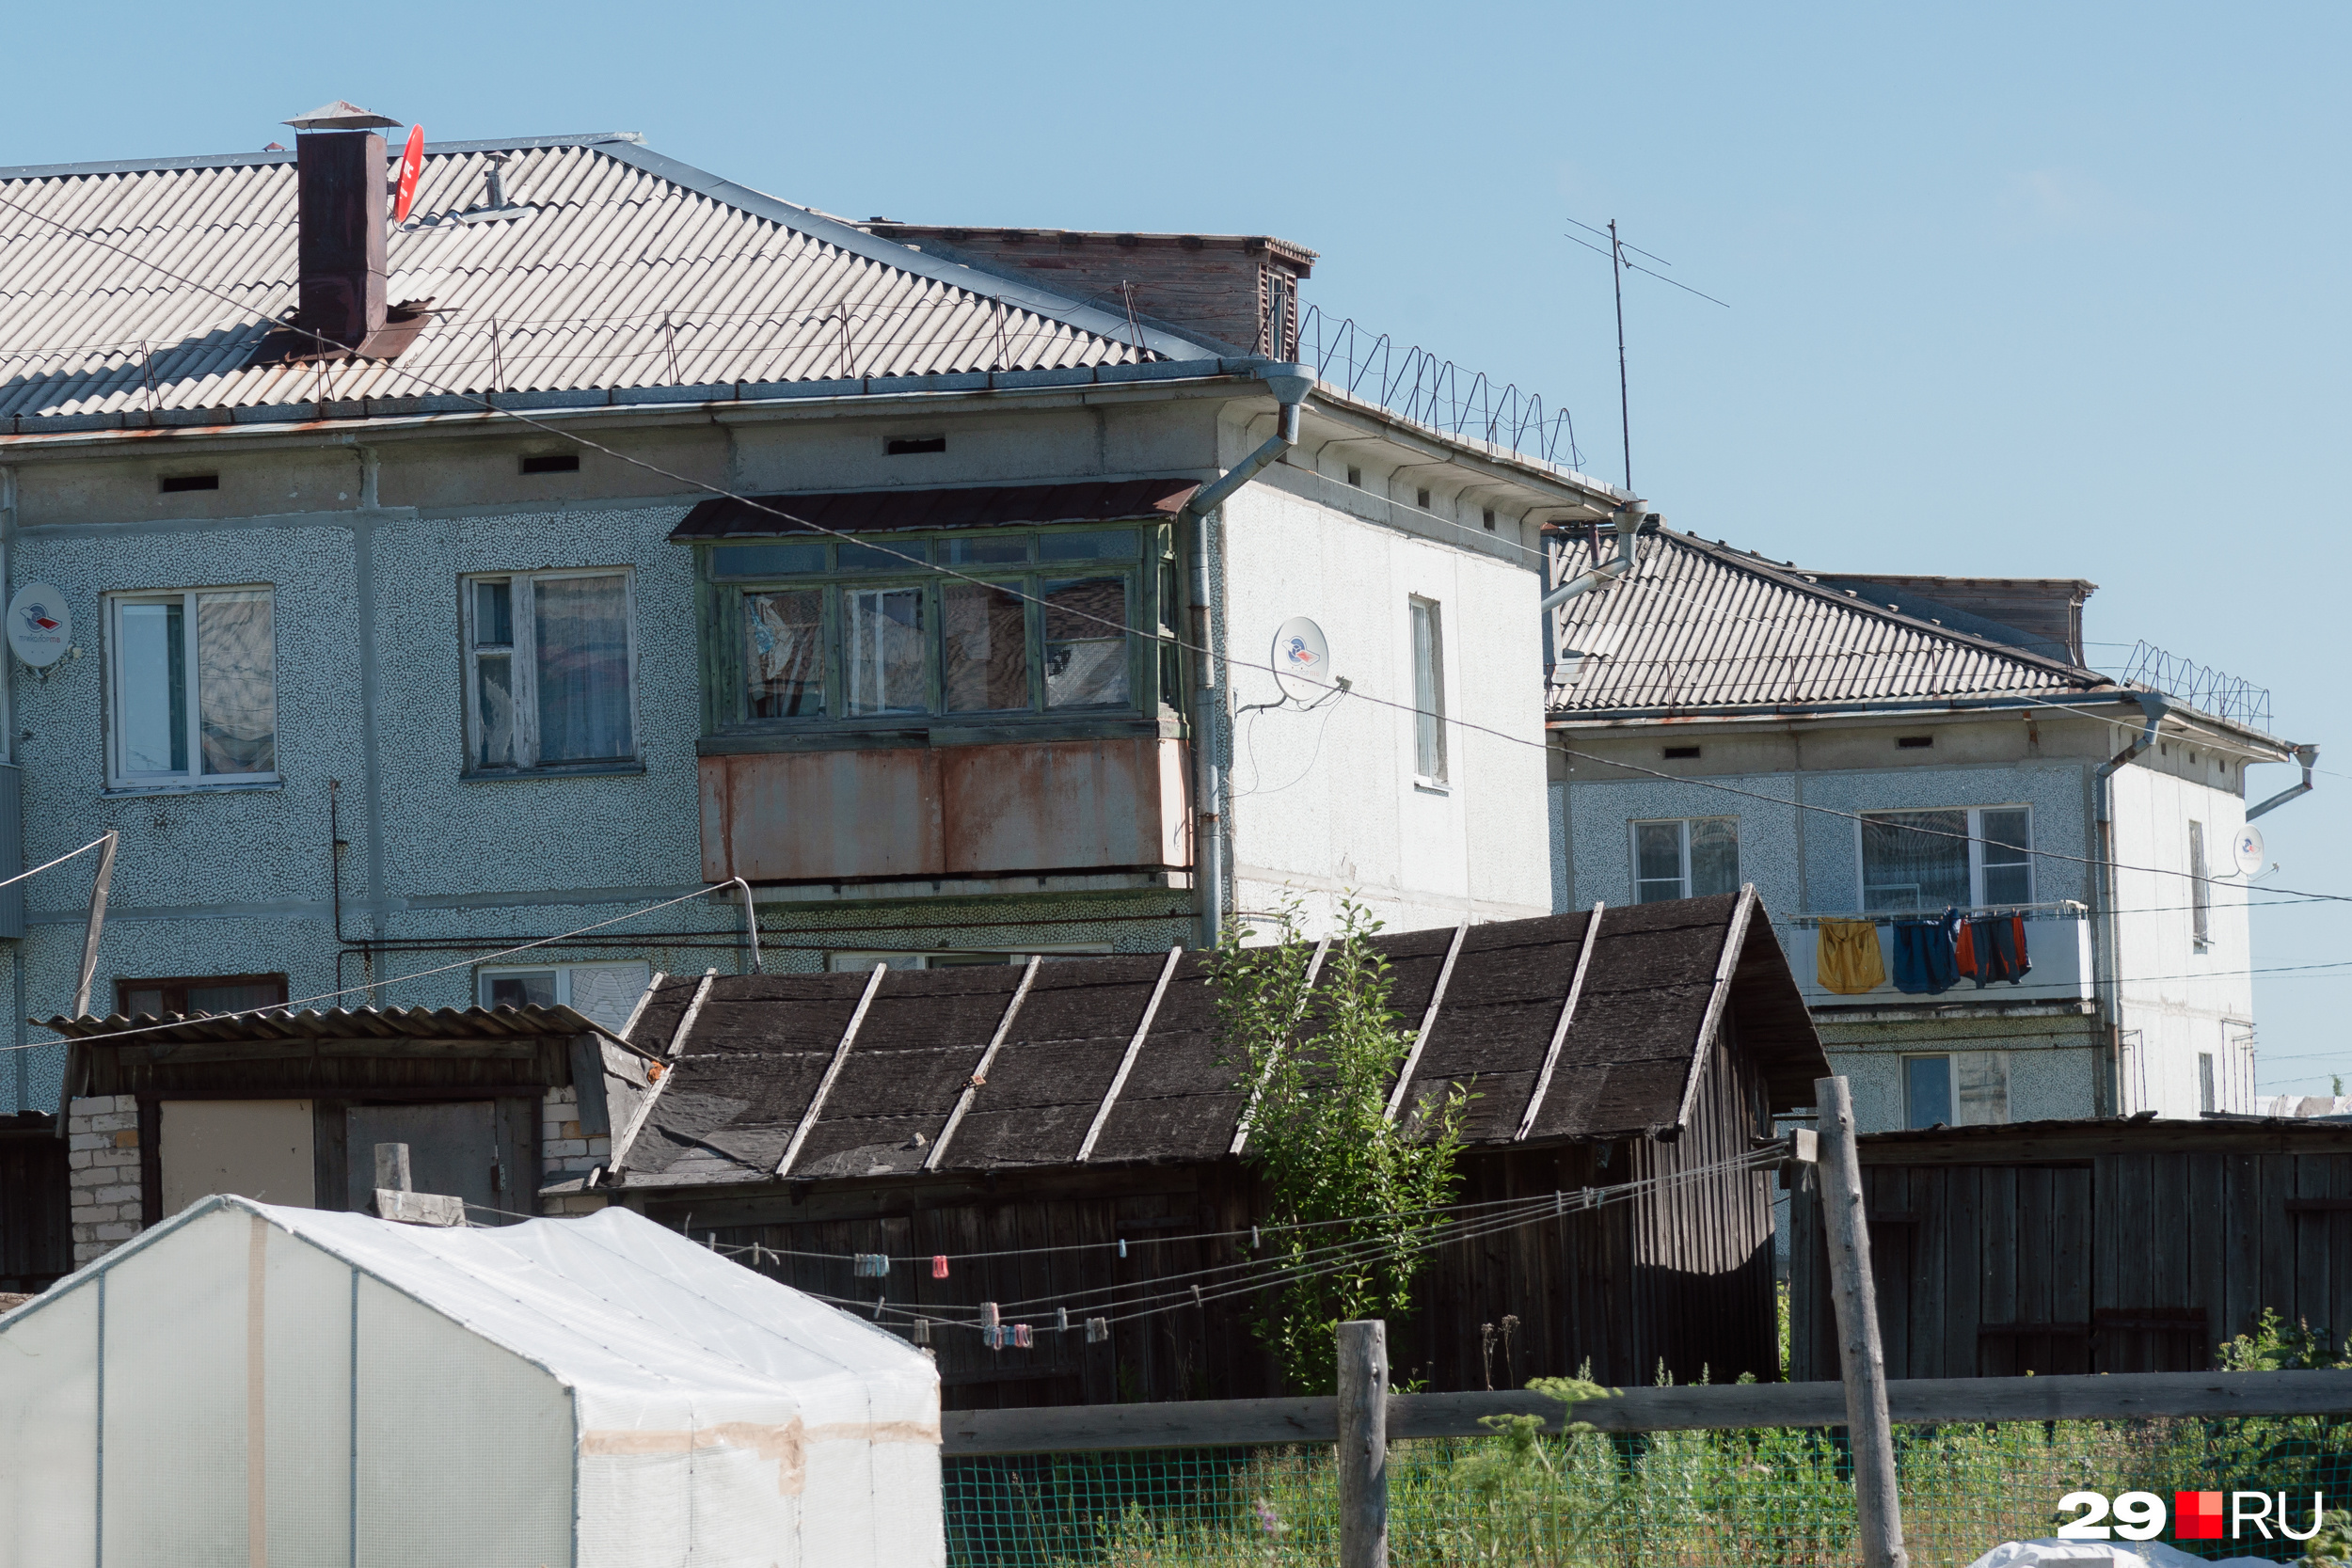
[943,1367,2352,1455]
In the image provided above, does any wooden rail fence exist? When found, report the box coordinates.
[942,1368,2352,1456]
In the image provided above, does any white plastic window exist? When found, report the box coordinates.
[1631,817,1740,903]
[464,570,636,771]
[1411,596,1446,784]
[477,960,649,1035]
[107,586,277,787]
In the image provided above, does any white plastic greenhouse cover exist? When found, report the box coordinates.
[0,1195,944,1567]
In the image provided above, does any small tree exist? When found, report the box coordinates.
[1211,897,1467,1393]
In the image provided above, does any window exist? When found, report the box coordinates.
[1904,1054,1954,1129]
[824,947,1107,972]
[478,960,649,1035]
[2199,1052,2217,1115]
[1859,806,2030,913]
[1631,817,1740,903]
[108,586,277,787]
[463,570,636,772]
[1411,597,1446,784]
[707,527,1174,728]
[2189,821,2211,950]
[119,974,287,1020]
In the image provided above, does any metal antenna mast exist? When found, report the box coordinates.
[1611,218,1631,493]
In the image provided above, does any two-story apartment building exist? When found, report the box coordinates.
[0,107,1618,1164]
[1545,517,2313,1132]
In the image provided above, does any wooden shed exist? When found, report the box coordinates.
[1788,1117,2352,1381]
[591,891,1828,1404]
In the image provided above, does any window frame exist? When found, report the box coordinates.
[1629,816,1741,903]
[460,566,641,776]
[1902,1053,1956,1130]
[1410,595,1447,787]
[475,959,652,1022]
[117,973,288,1020]
[1854,804,2035,913]
[2189,820,2212,951]
[104,583,279,790]
[697,523,1179,737]
[823,944,1112,972]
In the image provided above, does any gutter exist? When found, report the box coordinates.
[1177,363,1314,949]
[2248,743,2320,821]
[1538,504,1651,615]
[2092,690,2168,1111]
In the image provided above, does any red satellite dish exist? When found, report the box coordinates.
[391,124,424,223]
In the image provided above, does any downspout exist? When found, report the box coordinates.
[2247,743,2318,820]
[2093,690,2168,1114]
[1538,504,1651,619]
[1181,363,1314,950]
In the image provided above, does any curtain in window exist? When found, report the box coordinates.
[845,588,927,714]
[1634,822,1683,903]
[535,576,632,762]
[746,590,825,718]
[119,600,187,775]
[197,591,274,776]
[1862,810,1969,911]
[1689,818,1740,896]
[1042,577,1127,708]
[944,581,1029,711]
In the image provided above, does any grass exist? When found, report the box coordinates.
[945,1414,2352,1568]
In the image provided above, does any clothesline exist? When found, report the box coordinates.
[1815,908,2036,997]
[1781,899,2087,928]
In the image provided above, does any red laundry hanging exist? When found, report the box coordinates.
[931,1255,949,1279]
[1954,920,1979,979]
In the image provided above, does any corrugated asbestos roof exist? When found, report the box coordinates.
[43,1003,600,1046]
[0,135,1216,424]
[1546,527,2110,717]
[606,893,1826,1191]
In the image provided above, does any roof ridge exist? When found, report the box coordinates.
[0,133,643,184]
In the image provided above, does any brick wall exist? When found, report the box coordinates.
[67,1095,143,1265]
[539,1086,610,1214]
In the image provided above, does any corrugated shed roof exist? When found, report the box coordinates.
[609,893,1826,1190]
[1546,527,2109,717]
[43,1002,601,1046]
[0,135,1211,421]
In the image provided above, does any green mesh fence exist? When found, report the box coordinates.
[945,1416,2352,1567]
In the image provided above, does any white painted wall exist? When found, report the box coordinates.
[1219,477,1549,941]
[2109,757,2260,1116]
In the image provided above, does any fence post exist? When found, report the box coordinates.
[1337,1319,1388,1568]
[1816,1075,1907,1568]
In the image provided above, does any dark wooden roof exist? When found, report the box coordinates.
[1858,1116,2352,1164]
[668,479,1200,541]
[612,892,1826,1192]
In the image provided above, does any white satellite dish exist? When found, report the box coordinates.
[1270,616,1331,702]
[2233,824,2266,878]
[5,583,71,668]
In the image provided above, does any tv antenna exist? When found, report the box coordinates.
[1564,217,1727,494]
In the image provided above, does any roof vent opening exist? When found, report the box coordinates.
[160,473,220,494]
[885,436,946,456]
[1662,745,1701,760]
[1897,735,1934,750]
[1484,509,1497,531]
[520,453,580,475]
[1416,488,1431,510]
[1346,467,1362,488]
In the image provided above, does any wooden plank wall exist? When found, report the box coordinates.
[1791,1148,2352,1381]
[0,1123,70,1291]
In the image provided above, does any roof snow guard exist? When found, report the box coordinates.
[0,135,1228,432]
[609,893,1825,1192]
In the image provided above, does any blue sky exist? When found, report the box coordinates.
[7,1,2344,1086]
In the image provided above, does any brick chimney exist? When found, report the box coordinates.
[282,101,400,355]
[863,225,1316,358]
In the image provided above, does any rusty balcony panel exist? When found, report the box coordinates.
[700,736,1192,886]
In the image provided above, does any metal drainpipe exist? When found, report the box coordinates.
[1182,364,1313,950]
[2247,743,2319,820]
[2092,690,2168,1113]
[1538,504,1652,619]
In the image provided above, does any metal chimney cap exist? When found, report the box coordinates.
[283,100,403,131]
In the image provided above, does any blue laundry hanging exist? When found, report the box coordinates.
[1887,911,1962,995]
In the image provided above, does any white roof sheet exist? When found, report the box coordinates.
[0,135,1214,421]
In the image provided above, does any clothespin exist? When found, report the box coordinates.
[913,1317,931,1345]
[1191,1284,1204,1310]
[1117,1239,1127,1259]
[1250,1225,1261,1250]
[871,1294,885,1320]
[983,1325,1001,1351]
[1012,1323,1033,1349]
[706,1232,718,1250]
[853,1252,889,1278]
[1086,1317,1108,1344]
[1056,1307,1069,1333]
[931,1254,949,1279]
[979,1301,1000,1329]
